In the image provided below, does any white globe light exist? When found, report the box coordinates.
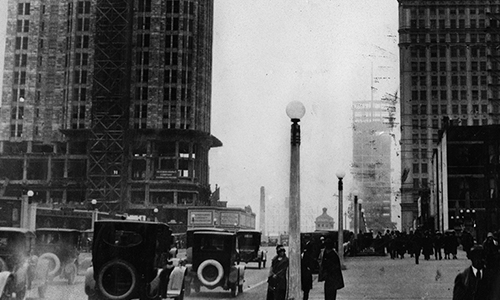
[27,190,34,197]
[336,171,346,179]
[91,199,97,205]
[286,101,306,119]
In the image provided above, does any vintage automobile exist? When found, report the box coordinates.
[0,227,49,299]
[184,231,245,297]
[34,228,81,284]
[84,220,187,300]
[236,230,267,269]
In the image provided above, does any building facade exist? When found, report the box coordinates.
[1,0,221,215]
[398,0,500,231]
[433,125,500,242]
[352,99,396,231]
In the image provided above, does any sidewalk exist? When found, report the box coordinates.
[307,250,469,300]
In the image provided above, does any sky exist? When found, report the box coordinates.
[0,1,400,231]
[210,0,400,231]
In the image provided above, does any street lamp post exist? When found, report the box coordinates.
[353,191,358,239]
[336,171,346,270]
[153,208,159,222]
[91,199,98,231]
[286,101,305,300]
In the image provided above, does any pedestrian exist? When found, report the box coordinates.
[433,231,443,260]
[453,245,490,300]
[482,232,499,271]
[301,241,314,300]
[267,244,289,300]
[461,230,474,258]
[318,238,344,300]
[412,229,423,265]
[422,231,433,260]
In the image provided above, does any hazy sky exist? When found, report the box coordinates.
[0,1,400,231]
[210,0,400,229]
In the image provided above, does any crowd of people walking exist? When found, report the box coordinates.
[381,229,463,264]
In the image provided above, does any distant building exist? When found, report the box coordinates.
[315,208,334,231]
[352,100,396,231]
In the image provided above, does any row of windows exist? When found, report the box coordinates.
[410,18,486,29]
[166,0,195,15]
[411,7,485,17]
[412,104,488,115]
[412,61,487,72]
[410,33,488,44]
[412,89,488,102]
[410,47,486,58]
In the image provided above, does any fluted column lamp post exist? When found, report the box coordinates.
[336,171,346,270]
[286,101,305,300]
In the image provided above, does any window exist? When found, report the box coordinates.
[77,18,90,31]
[413,164,420,174]
[14,71,26,85]
[77,1,91,14]
[76,35,89,48]
[137,34,150,47]
[16,20,29,32]
[10,124,22,138]
[15,37,28,50]
[74,70,87,84]
[138,16,151,30]
[75,53,88,66]
[136,69,149,83]
[17,3,30,15]
[14,54,27,67]
[11,107,24,119]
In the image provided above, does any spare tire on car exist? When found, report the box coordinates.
[38,252,60,278]
[197,259,224,287]
[97,259,137,300]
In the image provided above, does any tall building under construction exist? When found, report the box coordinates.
[0,0,221,213]
[398,0,500,230]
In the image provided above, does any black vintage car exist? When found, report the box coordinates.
[84,220,186,300]
[34,228,81,285]
[236,230,267,269]
[185,231,245,297]
[0,227,49,299]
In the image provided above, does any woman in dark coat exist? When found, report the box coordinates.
[267,244,289,300]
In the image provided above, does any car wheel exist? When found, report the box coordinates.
[230,283,238,297]
[97,260,137,300]
[197,259,224,287]
[39,253,61,278]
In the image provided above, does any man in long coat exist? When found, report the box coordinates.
[318,238,344,300]
[453,245,490,300]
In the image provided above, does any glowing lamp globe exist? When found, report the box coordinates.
[286,101,306,120]
[336,171,346,179]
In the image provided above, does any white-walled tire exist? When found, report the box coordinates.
[97,260,137,300]
[197,259,223,287]
[38,253,60,278]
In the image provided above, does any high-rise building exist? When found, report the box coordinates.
[352,99,396,231]
[0,0,221,213]
[398,1,500,230]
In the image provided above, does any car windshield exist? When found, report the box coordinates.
[238,233,259,249]
[0,232,26,251]
[199,236,226,251]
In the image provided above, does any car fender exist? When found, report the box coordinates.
[228,265,245,285]
[84,266,96,296]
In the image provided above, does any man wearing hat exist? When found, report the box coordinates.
[453,245,490,300]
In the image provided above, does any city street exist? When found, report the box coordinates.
[24,248,471,300]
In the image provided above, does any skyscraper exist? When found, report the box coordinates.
[0,0,221,212]
[398,1,499,230]
[352,98,396,231]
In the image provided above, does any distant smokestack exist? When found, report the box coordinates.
[260,186,266,240]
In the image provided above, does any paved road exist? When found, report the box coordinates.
[24,248,471,300]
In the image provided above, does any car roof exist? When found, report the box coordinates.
[36,228,81,233]
[237,230,261,234]
[187,227,229,232]
[193,231,235,237]
[0,227,34,234]
[96,220,162,225]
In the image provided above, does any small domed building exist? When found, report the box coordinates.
[315,208,335,230]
